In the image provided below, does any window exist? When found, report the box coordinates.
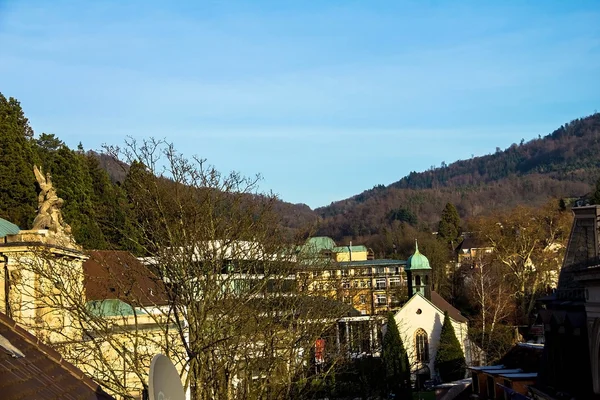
[415,275,421,286]
[359,295,366,304]
[342,270,349,277]
[376,278,386,289]
[342,281,350,289]
[389,277,400,287]
[376,294,387,305]
[415,328,429,364]
[360,280,367,288]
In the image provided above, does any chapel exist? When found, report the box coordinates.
[392,242,478,386]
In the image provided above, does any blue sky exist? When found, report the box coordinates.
[1,1,599,208]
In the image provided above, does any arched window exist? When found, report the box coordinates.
[415,275,421,286]
[415,328,429,363]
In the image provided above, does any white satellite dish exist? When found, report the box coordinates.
[148,354,185,400]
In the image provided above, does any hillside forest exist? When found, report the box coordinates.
[1,92,599,360]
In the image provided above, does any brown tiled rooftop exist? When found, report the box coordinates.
[84,250,169,307]
[0,312,115,400]
[431,290,468,323]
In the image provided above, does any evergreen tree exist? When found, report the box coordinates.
[35,138,108,248]
[435,311,466,382]
[86,154,142,253]
[438,203,461,249]
[382,313,412,398]
[0,93,37,228]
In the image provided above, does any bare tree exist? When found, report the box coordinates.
[470,201,572,325]
[102,138,349,400]
[4,139,350,400]
[465,255,514,363]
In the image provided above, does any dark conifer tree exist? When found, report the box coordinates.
[382,313,412,398]
[86,154,142,253]
[435,311,466,382]
[0,93,37,228]
[438,203,461,249]
[36,138,107,248]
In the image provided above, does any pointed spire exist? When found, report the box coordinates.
[415,239,419,254]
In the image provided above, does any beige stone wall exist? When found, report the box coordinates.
[0,230,87,343]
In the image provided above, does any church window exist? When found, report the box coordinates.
[415,275,421,286]
[415,328,429,363]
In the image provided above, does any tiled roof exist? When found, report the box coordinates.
[84,250,169,308]
[430,291,468,323]
[0,312,115,400]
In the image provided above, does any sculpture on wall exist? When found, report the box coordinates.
[32,166,72,235]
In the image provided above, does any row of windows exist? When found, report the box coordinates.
[311,266,403,278]
[340,294,404,306]
[315,277,406,291]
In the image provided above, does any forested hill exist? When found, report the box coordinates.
[3,90,600,252]
[0,92,318,250]
[314,113,600,242]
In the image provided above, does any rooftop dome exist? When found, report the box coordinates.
[405,240,431,271]
[303,236,336,253]
[0,218,20,238]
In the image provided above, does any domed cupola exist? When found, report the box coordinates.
[406,240,431,300]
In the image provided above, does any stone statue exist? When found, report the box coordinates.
[32,166,72,235]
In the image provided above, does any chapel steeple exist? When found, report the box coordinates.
[405,240,431,300]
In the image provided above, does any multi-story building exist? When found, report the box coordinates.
[297,236,408,316]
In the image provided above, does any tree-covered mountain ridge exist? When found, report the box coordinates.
[314,112,600,241]
[2,90,599,248]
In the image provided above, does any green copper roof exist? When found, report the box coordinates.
[301,236,336,253]
[0,218,20,238]
[86,299,145,317]
[333,245,368,253]
[405,240,431,271]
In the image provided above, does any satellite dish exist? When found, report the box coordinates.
[148,354,185,400]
